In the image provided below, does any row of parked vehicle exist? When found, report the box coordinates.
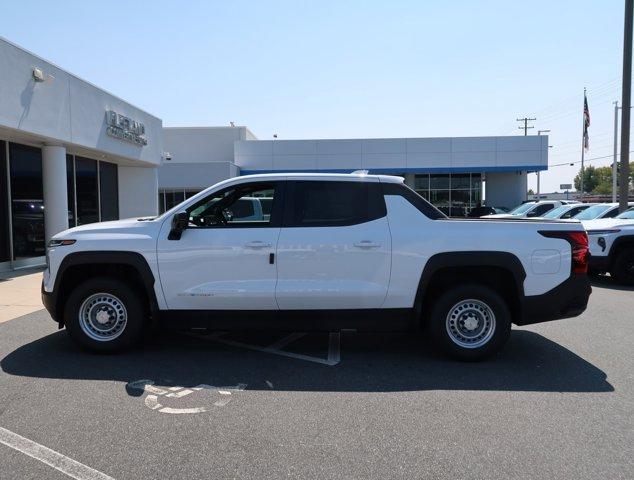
[480,200,634,285]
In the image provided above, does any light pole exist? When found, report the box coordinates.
[620,0,633,212]
[537,130,551,198]
[613,101,620,203]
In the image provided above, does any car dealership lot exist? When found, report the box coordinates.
[0,277,632,480]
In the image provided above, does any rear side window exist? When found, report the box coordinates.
[531,204,555,216]
[284,180,386,227]
[382,182,446,219]
[603,207,620,218]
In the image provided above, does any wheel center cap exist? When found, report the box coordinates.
[463,315,479,331]
[96,310,110,325]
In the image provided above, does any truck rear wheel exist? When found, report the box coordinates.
[428,284,511,361]
[610,248,634,285]
[64,277,145,352]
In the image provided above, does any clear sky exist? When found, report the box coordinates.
[1,0,629,192]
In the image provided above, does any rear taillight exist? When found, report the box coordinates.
[539,230,589,274]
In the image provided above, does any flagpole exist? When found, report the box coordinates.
[580,88,586,197]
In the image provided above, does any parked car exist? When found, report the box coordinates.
[538,203,595,220]
[573,202,634,220]
[582,211,634,284]
[481,200,562,219]
[42,173,591,361]
[467,205,508,217]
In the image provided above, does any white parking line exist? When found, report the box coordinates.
[0,426,114,480]
[188,331,341,366]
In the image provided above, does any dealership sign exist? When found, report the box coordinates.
[106,110,147,146]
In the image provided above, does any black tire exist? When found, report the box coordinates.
[63,277,146,352]
[610,248,634,285]
[428,284,511,361]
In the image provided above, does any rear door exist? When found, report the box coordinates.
[275,179,391,309]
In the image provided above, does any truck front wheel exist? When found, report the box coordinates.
[64,277,145,352]
[610,248,634,285]
[428,284,511,361]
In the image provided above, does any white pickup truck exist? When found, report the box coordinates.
[582,209,634,285]
[42,173,591,360]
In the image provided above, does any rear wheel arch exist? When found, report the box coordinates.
[414,251,526,328]
[53,251,158,324]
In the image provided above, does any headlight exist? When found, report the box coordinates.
[47,239,76,247]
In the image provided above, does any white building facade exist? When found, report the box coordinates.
[159,127,548,216]
[0,37,162,271]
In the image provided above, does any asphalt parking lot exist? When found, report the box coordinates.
[0,276,632,480]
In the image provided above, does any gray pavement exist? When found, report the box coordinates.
[0,276,632,479]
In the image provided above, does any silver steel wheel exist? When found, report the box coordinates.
[445,299,496,349]
[78,293,127,342]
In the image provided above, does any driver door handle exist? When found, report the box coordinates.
[244,241,272,249]
[353,240,381,248]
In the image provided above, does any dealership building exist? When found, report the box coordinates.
[0,37,547,271]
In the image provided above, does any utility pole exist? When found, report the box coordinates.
[517,117,536,136]
[620,0,633,212]
[613,101,620,203]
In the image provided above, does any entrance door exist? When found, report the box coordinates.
[157,181,283,310]
[275,179,391,310]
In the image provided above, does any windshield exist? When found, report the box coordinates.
[616,208,634,219]
[574,204,612,220]
[508,202,536,215]
[542,205,568,219]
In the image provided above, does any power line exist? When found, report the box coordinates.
[548,151,634,167]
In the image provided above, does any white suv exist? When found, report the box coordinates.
[43,173,591,360]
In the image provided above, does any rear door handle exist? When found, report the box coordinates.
[244,241,272,249]
[353,241,381,248]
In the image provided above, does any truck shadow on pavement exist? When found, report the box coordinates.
[1,327,613,394]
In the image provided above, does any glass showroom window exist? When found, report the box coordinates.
[9,143,45,260]
[75,156,99,225]
[158,189,200,214]
[414,173,482,217]
[99,161,119,221]
[0,141,10,263]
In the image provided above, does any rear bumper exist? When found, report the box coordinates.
[517,274,591,326]
[588,255,610,273]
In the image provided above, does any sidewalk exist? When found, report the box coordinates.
[0,268,45,323]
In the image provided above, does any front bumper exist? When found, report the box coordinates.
[517,274,591,326]
[41,281,59,324]
[588,255,610,273]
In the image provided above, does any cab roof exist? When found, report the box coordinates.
[234,172,405,183]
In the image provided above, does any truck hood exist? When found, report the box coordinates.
[52,217,160,240]
[582,218,634,231]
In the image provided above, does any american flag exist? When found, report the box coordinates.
[583,94,591,150]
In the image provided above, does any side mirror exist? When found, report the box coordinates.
[168,211,189,240]
[526,211,539,217]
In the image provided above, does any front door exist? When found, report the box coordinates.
[157,181,283,310]
[275,179,391,310]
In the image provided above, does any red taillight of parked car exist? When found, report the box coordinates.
[539,230,589,274]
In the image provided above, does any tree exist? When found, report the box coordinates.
[573,166,599,193]
[573,163,634,194]
[527,188,535,196]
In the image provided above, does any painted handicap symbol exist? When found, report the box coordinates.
[126,379,246,414]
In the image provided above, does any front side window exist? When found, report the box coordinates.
[187,182,278,228]
[284,180,386,227]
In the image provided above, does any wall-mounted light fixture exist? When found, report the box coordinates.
[32,67,54,84]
